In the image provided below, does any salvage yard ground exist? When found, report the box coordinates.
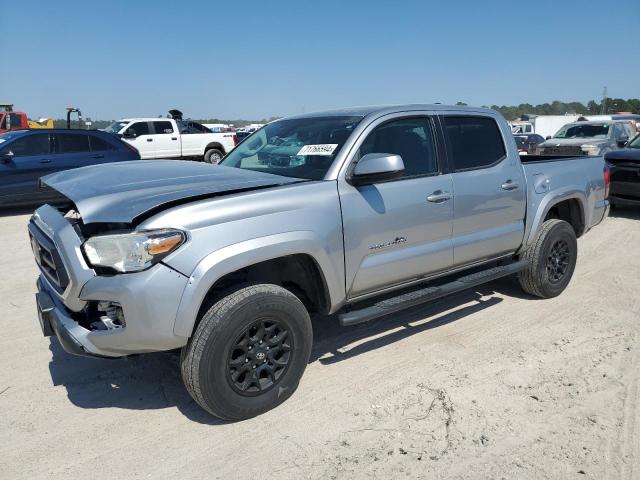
[1,209,639,479]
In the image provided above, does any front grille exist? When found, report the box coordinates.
[28,221,69,293]
[541,146,586,156]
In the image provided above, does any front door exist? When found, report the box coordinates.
[441,114,526,266]
[151,121,181,158]
[123,122,154,159]
[339,115,454,298]
[0,133,55,205]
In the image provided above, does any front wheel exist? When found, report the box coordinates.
[180,284,312,421]
[518,219,578,298]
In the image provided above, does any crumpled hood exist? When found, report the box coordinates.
[539,137,608,148]
[42,160,303,224]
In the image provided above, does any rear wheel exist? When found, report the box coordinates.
[204,148,224,164]
[518,219,577,298]
[180,284,312,421]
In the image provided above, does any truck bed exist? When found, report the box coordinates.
[520,153,607,246]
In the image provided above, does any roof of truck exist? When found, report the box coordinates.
[118,118,175,122]
[285,104,496,120]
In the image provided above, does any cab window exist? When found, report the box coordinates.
[358,117,438,177]
[443,116,506,171]
[152,121,174,134]
[126,122,150,136]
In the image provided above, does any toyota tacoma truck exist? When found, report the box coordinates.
[30,105,609,420]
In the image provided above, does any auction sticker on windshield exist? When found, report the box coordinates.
[297,144,338,156]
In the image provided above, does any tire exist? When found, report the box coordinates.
[203,148,223,164]
[180,284,312,421]
[518,219,577,298]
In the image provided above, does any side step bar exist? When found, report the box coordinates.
[339,260,529,327]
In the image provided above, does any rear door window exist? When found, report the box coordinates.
[442,116,506,171]
[89,135,116,151]
[2,134,50,157]
[56,133,91,153]
[152,121,174,134]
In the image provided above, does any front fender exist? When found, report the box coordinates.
[172,231,345,337]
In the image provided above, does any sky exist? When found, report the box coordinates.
[2,0,638,121]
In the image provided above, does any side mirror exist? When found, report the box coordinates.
[546,136,552,140]
[122,130,137,139]
[350,153,404,186]
[0,150,14,163]
[618,135,629,147]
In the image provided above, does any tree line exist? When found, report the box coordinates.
[464,98,640,121]
[48,100,640,128]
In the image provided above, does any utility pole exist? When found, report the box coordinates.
[600,86,608,114]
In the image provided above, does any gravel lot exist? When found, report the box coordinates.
[1,208,639,479]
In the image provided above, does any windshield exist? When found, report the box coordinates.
[554,124,610,139]
[220,116,363,180]
[514,136,526,146]
[104,121,130,134]
[629,134,640,149]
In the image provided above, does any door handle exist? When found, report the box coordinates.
[146,138,153,142]
[501,180,519,191]
[91,154,104,159]
[426,190,451,203]
[39,159,51,164]
[171,137,177,141]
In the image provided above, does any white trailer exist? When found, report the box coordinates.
[512,114,581,139]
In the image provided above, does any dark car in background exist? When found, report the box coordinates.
[0,129,140,208]
[514,134,545,154]
[605,134,640,208]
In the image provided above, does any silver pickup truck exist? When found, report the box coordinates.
[30,104,609,420]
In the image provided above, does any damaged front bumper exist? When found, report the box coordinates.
[31,204,191,358]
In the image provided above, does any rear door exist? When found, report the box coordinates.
[339,114,454,298]
[51,132,93,170]
[177,121,207,157]
[0,133,54,204]
[88,134,126,163]
[151,121,181,158]
[441,114,526,266]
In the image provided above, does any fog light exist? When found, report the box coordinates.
[96,301,125,330]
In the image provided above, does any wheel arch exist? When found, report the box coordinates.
[173,232,342,337]
[204,142,225,155]
[525,190,587,247]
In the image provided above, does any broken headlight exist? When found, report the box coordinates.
[83,229,185,273]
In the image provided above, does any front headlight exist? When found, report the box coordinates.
[581,144,599,155]
[83,229,186,273]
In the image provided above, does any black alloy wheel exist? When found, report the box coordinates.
[546,239,570,284]
[227,318,292,396]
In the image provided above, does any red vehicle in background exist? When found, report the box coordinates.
[0,104,29,133]
[0,104,54,133]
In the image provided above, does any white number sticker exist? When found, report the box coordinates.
[297,144,338,156]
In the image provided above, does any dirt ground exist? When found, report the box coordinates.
[1,208,639,480]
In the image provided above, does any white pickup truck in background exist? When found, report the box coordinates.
[105,118,237,163]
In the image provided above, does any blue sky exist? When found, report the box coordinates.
[2,0,638,120]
